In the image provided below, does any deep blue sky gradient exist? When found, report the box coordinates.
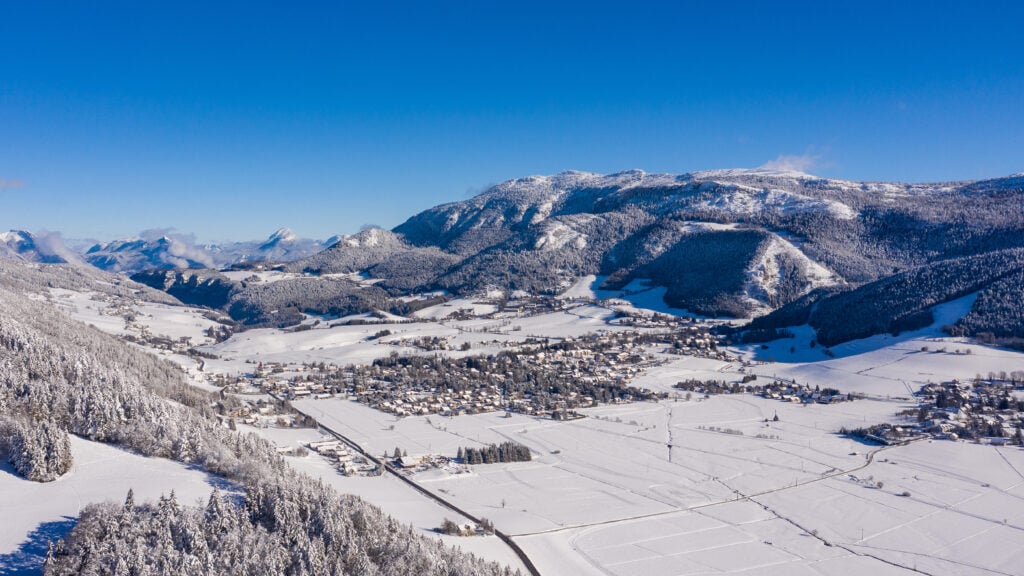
[2,1,1022,241]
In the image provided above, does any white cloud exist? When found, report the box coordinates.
[33,230,84,264]
[758,153,820,173]
[164,237,215,268]
[137,227,216,268]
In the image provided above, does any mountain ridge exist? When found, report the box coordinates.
[8,168,1023,344]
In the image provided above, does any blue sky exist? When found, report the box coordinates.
[2,1,1022,242]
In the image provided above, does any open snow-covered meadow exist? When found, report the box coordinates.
[296,393,1024,575]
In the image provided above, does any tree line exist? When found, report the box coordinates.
[457,442,532,465]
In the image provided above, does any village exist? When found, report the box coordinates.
[910,374,1024,444]
[199,316,734,420]
[835,374,1024,446]
[261,327,730,418]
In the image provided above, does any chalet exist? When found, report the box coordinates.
[398,456,421,469]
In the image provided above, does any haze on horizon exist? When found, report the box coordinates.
[2,1,1022,242]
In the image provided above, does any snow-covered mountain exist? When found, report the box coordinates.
[0,230,83,265]
[84,228,334,273]
[11,168,1023,343]
[291,168,1023,322]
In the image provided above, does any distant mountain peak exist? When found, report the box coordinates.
[340,227,400,248]
[0,229,83,265]
[82,228,330,273]
[0,229,31,243]
[268,227,298,243]
[259,227,300,250]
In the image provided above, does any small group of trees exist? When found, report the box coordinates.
[439,517,495,536]
[0,417,72,482]
[457,441,531,465]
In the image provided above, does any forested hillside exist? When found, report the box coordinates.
[745,248,1024,346]
[0,261,516,576]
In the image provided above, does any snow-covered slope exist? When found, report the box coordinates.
[741,234,840,315]
[0,230,83,265]
[292,168,1023,319]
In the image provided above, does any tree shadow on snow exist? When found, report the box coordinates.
[0,517,77,576]
[0,459,22,480]
[190,465,246,507]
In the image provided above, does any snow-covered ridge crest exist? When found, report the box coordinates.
[469,168,862,223]
[83,228,339,273]
[699,184,858,220]
[340,227,401,248]
[691,167,819,180]
[0,229,84,265]
[483,169,689,203]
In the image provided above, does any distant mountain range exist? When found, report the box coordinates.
[1,228,337,273]
[7,168,1024,344]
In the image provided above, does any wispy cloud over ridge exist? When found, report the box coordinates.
[759,153,821,173]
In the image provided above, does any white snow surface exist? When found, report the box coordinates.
[246,425,528,573]
[294,394,1024,575]
[741,235,839,315]
[532,219,590,251]
[485,169,688,204]
[728,292,1024,398]
[0,436,222,571]
[699,184,858,220]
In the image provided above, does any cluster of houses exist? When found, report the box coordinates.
[193,301,742,422]
[673,378,854,405]
[121,330,197,354]
[223,396,289,425]
[664,327,732,360]
[438,295,576,323]
[913,379,1024,444]
[305,439,379,475]
[248,330,673,418]
[365,386,507,417]
[390,453,465,474]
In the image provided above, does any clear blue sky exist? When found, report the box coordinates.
[2,1,1022,242]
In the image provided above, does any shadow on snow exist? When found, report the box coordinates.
[0,517,77,576]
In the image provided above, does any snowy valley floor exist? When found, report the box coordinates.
[18,284,1024,576]
[293,395,1024,575]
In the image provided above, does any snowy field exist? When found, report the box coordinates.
[559,274,710,318]
[727,294,1024,399]
[293,389,1024,575]
[199,301,646,373]
[43,288,226,390]
[0,436,224,575]
[28,283,1024,575]
[45,288,220,344]
[246,425,529,573]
